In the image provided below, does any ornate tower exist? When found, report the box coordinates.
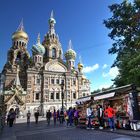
[65,40,76,70]
[3,20,30,90]
[5,20,30,69]
[32,34,45,68]
[42,11,63,61]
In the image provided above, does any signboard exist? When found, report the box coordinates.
[94,92,115,100]
[76,96,91,104]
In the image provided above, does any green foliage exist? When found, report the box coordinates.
[104,0,140,87]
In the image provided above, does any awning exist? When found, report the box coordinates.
[94,92,115,100]
[76,96,91,104]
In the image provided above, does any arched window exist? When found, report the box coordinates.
[56,93,59,99]
[36,93,39,100]
[16,52,21,64]
[35,56,37,62]
[51,93,54,99]
[73,93,76,99]
[40,57,42,61]
[83,93,85,97]
[52,48,56,58]
[19,41,21,46]
[44,48,48,57]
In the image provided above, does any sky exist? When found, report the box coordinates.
[0,0,123,91]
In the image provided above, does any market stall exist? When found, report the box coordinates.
[76,84,140,130]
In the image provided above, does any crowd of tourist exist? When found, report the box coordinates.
[6,105,117,131]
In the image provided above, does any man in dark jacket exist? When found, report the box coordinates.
[34,110,39,124]
[46,110,52,125]
[97,105,104,129]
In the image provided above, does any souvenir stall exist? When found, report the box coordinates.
[76,84,140,130]
[93,84,140,130]
[76,96,99,128]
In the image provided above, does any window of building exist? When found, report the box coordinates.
[83,93,85,97]
[36,79,40,84]
[51,79,54,84]
[56,79,59,84]
[50,93,54,99]
[61,79,64,84]
[44,48,48,57]
[73,80,76,85]
[52,48,56,58]
[40,57,42,61]
[56,93,59,99]
[73,93,76,99]
[36,93,39,100]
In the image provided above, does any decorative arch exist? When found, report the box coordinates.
[52,48,56,58]
[45,60,67,72]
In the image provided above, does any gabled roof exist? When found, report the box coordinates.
[5,94,24,105]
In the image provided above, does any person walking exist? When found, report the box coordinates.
[59,109,64,124]
[34,110,39,124]
[104,104,115,131]
[8,108,16,127]
[53,109,57,126]
[86,104,94,129]
[46,110,52,126]
[74,109,79,126]
[27,110,31,125]
[57,109,60,121]
[97,105,104,129]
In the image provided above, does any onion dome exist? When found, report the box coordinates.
[12,20,28,40]
[65,40,76,60]
[78,62,83,70]
[48,10,56,24]
[32,34,45,56]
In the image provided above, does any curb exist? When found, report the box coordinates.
[97,129,140,138]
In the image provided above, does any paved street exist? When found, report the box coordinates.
[0,118,140,140]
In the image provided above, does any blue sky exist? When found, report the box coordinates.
[0,0,123,91]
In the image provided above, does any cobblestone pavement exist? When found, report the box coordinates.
[0,118,140,140]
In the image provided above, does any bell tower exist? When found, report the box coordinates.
[42,11,63,61]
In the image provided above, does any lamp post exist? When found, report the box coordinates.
[61,81,64,111]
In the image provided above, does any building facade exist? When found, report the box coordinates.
[1,12,90,116]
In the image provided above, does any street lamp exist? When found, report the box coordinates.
[61,80,64,111]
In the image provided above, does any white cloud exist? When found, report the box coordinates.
[83,64,99,73]
[102,72,108,78]
[102,64,108,69]
[102,67,119,78]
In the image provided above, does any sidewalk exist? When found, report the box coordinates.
[102,128,140,138]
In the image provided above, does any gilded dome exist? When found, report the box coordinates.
[78,62,83,69]
[12,31,28,40]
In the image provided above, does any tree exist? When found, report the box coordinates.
[104,0,140,87]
